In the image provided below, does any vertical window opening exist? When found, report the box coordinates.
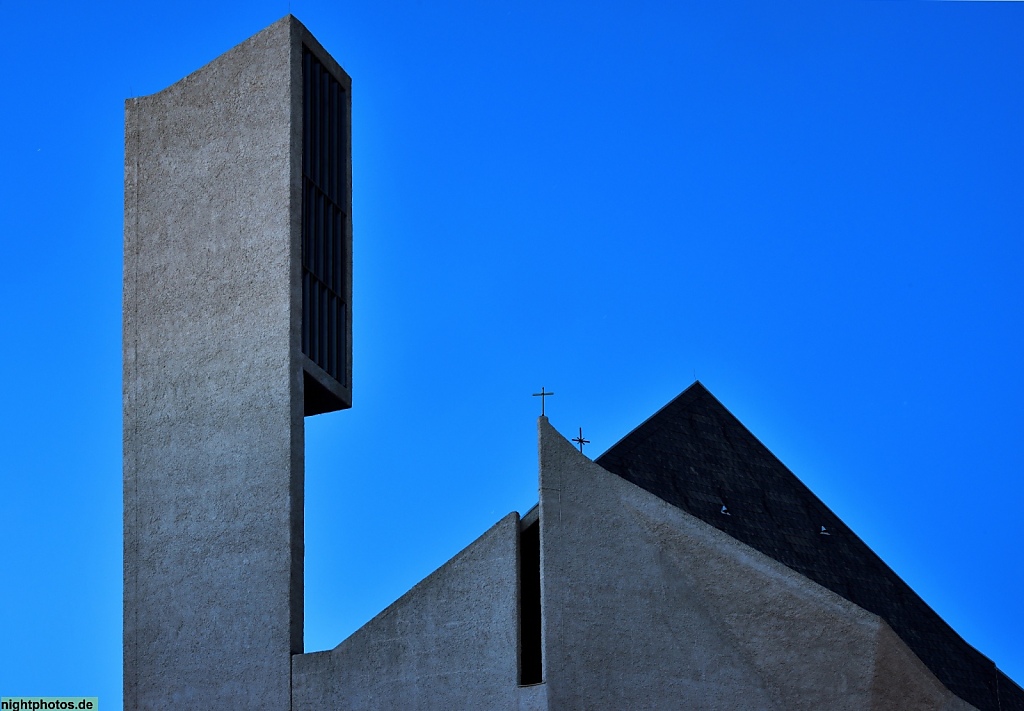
[302,46,349,417]
[519,516,542,685]
[299,44,353,655]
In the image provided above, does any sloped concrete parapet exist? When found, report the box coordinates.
[537,416,979,711]
[292,513,522,710]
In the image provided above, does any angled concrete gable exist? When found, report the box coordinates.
[539,414,979,711]
[292,513,522,710]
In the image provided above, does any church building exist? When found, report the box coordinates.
[122,16,1022,710]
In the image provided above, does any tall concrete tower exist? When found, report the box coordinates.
[123,16,351,709]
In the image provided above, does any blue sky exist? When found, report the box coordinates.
[1,0,1022,705]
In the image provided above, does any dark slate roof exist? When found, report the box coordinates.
[595,382,1023,711]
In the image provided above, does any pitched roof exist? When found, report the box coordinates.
[595,381,1022,711]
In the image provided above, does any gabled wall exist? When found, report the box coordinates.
[538,417,976,711]
[292,513,523,710]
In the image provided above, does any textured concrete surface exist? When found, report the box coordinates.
[594,382,1014,710]
[537,416,978,711]
[515,683,548,710]
[292,513,521,710]
[124,13,984,707]
[123,15,349,710]
[871,623,979,711]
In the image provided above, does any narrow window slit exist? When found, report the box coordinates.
[519,512,542,685]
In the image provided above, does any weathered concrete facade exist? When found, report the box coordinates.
[285,416,987,709]
[123,16,349,710]
[124,16,1018,711]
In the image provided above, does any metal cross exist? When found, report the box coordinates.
[572,427,590,453]
[532,387,554,416]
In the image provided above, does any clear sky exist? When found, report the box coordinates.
[1,0,1022,705]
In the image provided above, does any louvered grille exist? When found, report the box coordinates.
[301,47,348,385]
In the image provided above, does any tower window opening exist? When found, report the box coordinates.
[301,47,348,389]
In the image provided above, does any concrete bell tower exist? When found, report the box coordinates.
[123,16,351,709]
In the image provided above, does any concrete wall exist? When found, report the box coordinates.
[871,624,977,711]
[537,416,977,711]
[123,12,979,708]
[123,16,348,710]
[292,513,522,710]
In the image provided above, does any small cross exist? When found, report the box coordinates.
[572,427,590,453]
[532,387,554,416]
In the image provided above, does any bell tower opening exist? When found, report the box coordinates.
[300,44,352,416]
